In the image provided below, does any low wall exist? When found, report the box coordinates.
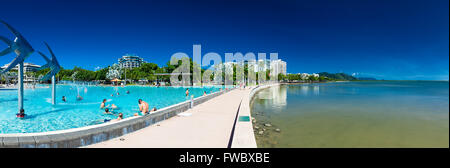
[0,88,233,148]
[231,83,280,148]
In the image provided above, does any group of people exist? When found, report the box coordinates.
[187,88,215,97]
[60,95,82,102]
[100,97,157,123]
[100,99,122,122]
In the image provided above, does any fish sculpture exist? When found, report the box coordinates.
[0,20,34,74]
[37,42,61,81]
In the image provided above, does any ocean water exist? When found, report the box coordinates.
[0,85,226,134]
[251,81,449,148]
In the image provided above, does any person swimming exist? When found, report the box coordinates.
[16,109,26,118]
[126,90,130,94]
[104,108,113,114]
[99,112,123,123]
[76,95,83,101]
[62,96,66,102]
[113,113,123,121]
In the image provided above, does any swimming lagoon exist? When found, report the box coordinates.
[0,85,226,134]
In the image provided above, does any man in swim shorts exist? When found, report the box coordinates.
[134,99,149,116]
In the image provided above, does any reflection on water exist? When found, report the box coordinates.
[251,81,449,148]
[254,86,287,113]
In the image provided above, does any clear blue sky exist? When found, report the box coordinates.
[0,0,448,80]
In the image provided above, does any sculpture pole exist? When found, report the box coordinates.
[18,62,24,111]
[52,75,56,105]
[37,42,61,105]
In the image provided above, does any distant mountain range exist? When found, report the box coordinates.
[318,72,357,80]
[318,72,377,81]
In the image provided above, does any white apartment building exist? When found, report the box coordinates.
[299,73,319,80]
[118,54,145,69]
[270,59,287,75]
[215,59,287,75]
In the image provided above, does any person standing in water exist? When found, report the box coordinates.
[62,96,66,102]
[185,88,189,97]
[100,99,118,110]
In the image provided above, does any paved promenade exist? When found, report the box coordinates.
[86,88,251,148]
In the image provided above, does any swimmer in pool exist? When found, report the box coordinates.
[100,99,118,110]
[62,96,66,102]
[76,94,83,101]
[102,112,123,123]
[16,109,26,118]
[104,108,113,114]
[112,113,123,122]
[185,88,189,97]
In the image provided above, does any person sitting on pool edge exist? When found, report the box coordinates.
[134,107,157,116]
[134,99,149,116]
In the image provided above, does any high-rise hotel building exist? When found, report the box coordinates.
[118,54,145,69]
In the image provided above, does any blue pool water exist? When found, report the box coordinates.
[0,85,227,134]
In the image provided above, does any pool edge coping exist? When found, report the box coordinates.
[231,83,281,148]
[0,88,235,148]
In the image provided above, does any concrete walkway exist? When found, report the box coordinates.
[86,89,251,148]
